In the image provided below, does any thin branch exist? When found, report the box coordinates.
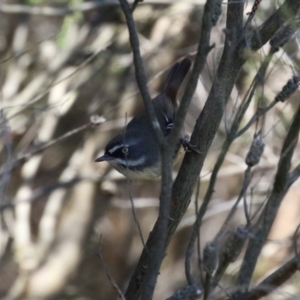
[184,0,246,287]
[119,0,163,144]
[236,100,277,138]
[0,116,105,174]
[123,0,300,299]
[288,163,300,186]
[244,0,263,30]
[239,256,299,300]
[166,0,215,151]
[126,178,146,248]
[293,223,300,260]
[247,0,300,50]
[97,237,126,300]
[195,179,203,284]
[125,0,217,297]
[140,149,173,300]
[235,103,300,292]
[4,46,108,121]
[211,132,265,291]
[131,0,143,12]
[0,178,82,212]
[118,0,176,299]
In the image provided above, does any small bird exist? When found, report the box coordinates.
[95,57,197,179]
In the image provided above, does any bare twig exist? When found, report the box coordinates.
[118,1,175,299]
[235,103,300,293]
[247,0,300,50]
[4,46,109,121]
[0,178,82,212]
[184,0,246,288]
[293,223,300,260]
[125,0,217,297]
[119,0,163,144]
[97,237,126,300]
[210,131,265,292]
[131,0,143,12]
[183,46,275,287]
[126,178,146,248]
[239,256,299,300]
[0,116,105,174]
[244,0,263,30]
[288,163,300,186]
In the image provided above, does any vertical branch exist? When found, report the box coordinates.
[140,149,173,300]
[118,0,163,143]
[235,104,300,293]
[184,0,245,286]
[125,0,218,298]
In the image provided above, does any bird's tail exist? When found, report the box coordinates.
[163,57,192,105]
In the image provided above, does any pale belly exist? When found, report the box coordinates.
[109,161,161,180]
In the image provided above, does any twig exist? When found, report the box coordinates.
[239,256,299,300]
[184,0,246,287]
[247,0,300,50]
[236,101,277,138]
[184,46,275,285]
[244,0,263,30]
[124,0,217,298]
[4,45,109,121]
[0,110,13,204]
[235,102,300,292]
[288,164,300,186]
[210,130,265,292]
[118,1,177,299]
[127,178,146,248]
[119,0,163,144]
[131,0,143,12]
[124,0,300,299]
[0,178,82,212]
[195,179,203,284]
[97,237,126,300]
[293,223,300,261]
[0,117,105,174]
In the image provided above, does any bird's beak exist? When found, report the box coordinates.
[95,154,113,162]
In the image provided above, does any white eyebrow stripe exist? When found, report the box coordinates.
[108,138,142,154]
[108,144,125,154]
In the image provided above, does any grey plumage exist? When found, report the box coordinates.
[95,57,192,179]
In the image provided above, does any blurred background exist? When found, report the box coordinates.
[1,0,300,299]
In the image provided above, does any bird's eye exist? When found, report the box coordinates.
[122,147,129,154]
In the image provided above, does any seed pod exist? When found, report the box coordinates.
[203,241,218,274]
[246,132,265,167]
[270,24,298,52]
[275,76,300,102]
[166,285,202,300]
[220,226,249,263]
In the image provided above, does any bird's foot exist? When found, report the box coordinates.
[180,138,201,154]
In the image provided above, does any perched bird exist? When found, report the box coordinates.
[95,57,197,179]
